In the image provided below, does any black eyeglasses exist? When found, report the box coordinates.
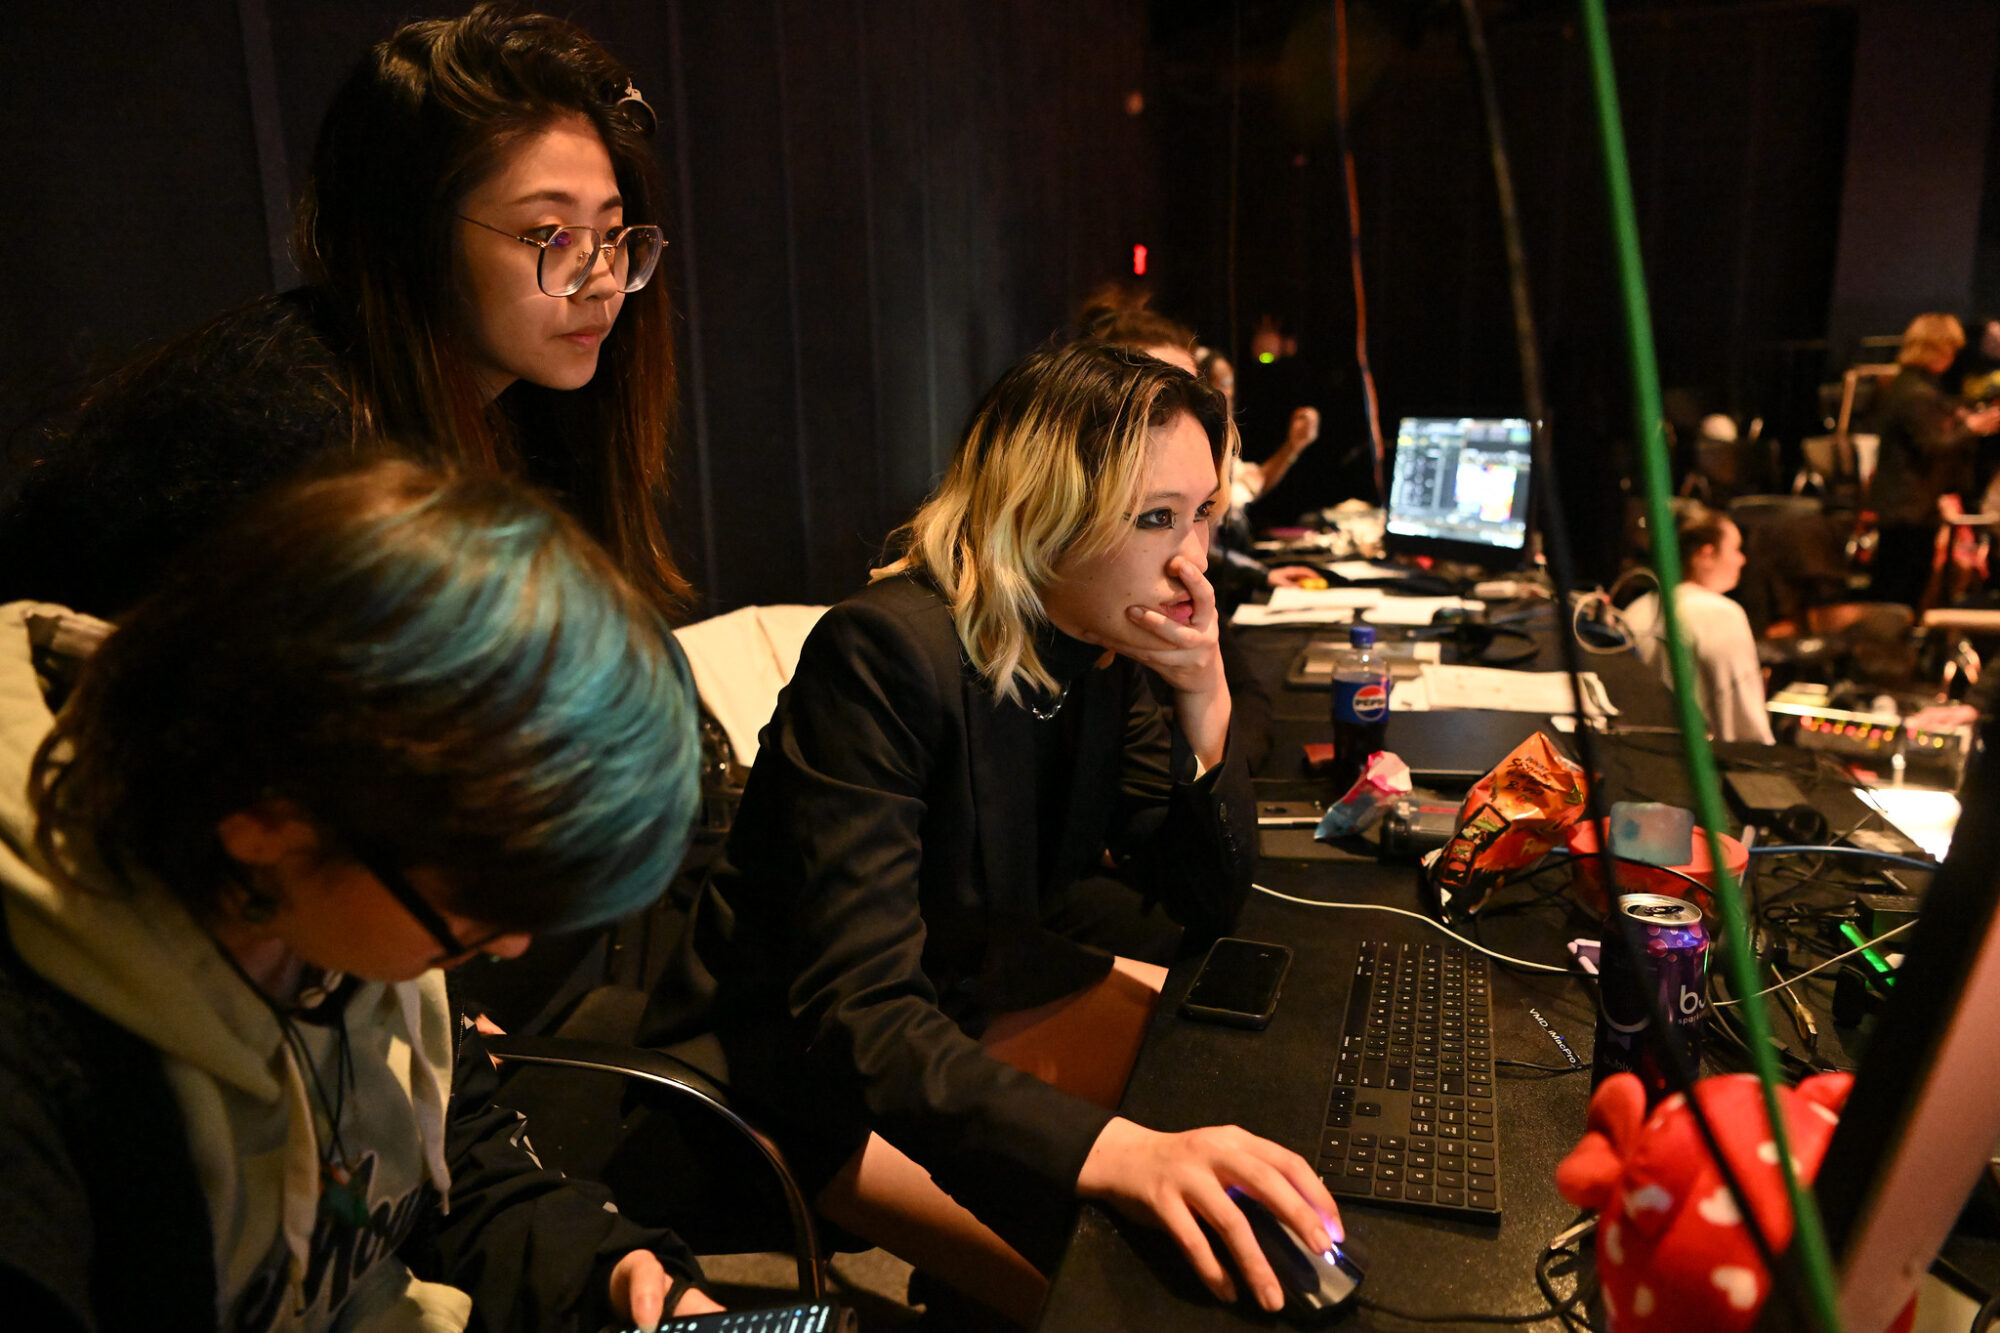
[457,215,664,297]
[349,843,507,963]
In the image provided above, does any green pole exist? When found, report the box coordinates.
[1574,3,1844,1330]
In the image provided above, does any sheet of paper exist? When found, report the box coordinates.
[1363,596,1485,626]
[1417,664,1618,717]
[1324,560,1416,581]
[1266,586,1385,611]
[1855,787,1958,862]
[1231,602,1357,627]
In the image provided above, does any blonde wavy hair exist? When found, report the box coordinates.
[874,341,1234,703]
[1899,312,1965,368]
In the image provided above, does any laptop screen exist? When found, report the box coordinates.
[1386,418,1534,552]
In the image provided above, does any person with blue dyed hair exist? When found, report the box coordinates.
[0,460,720,1329]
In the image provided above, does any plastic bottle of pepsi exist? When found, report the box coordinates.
[1330,623,1392,792]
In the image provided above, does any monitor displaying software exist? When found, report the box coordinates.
[1386,417,1534,551]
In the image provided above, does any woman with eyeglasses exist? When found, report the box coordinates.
[648,342,1342,1327]
[0,4,686,620]
[0,460,721,1330]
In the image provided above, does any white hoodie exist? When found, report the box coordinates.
[0,603,470,1332]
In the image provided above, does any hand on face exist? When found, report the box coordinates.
[1286,406,1321,450]
[1102,555,1225,696]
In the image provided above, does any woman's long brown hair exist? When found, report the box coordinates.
[294,4,689,613]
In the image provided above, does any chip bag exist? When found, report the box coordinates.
[1424,732,1587,918]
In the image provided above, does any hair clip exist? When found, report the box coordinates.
[614,78,657,136]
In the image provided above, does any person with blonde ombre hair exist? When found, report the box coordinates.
[649,340,1341,1326]
[1868,312,2000,606]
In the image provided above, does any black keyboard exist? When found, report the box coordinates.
[1315,940,1502,1221]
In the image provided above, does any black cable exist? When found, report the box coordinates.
[1498,1058,1588,1074]
[1356,1297,1566,1326]
[1535,1242,1603,1333]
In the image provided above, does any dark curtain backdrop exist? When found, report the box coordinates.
[0,0,1152,614]
[1149,1,1862,580]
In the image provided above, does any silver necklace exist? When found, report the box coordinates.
[1030,681,1073,721]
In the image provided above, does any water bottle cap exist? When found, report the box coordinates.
[1349,624,1376,648]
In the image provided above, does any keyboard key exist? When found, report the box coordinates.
[1441,1097,1465,1110]
[1330,1112,1352,1127]
[1376,1165,1402,1182]
[1345,1163,1371,1180]
[1440,1109,1462,1124]
[1407,1168,1432,1186]
[1349,1147,1375,1163]
[1470,1127,1494,1142]
[1331,1175,1370,1195]
[1409,1152,1433,1168]
[1439,1189,1465,1207]
[1469,1190,1498,1211]
[1438,1139,1463,1156]
[1412,1094,1436,1108]
[1470,1099,1494,1114]
[1469,1112,1494,1128]
[1469,1143,1494,1160]
[1373,1182,1404,1200]
[1406,1185,1433,1202]
[1381,1137,1405,1150]
[1351,1134,1376,1148]
[1357,1102,1382,1117]
[1438,1123,1463,1139]
[1469,1157,1495,1176]
[1441,1076,1464,1095]
[1439,1170,1464,1189]
[1379,1150,1403,1166]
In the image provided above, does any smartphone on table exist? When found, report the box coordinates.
[1179,937,1294,1029]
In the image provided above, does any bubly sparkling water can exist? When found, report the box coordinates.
[1591,893,1709,1104]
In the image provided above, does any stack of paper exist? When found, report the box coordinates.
[1231,587,1492,629]
[1407,664,1617,718]
[1231,586,1382,627]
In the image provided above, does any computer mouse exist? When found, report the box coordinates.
[1216,1188,1365,1323]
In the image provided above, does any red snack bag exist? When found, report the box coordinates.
[1425,731,1587,918]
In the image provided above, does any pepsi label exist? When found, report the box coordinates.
[1335,680,1391,723]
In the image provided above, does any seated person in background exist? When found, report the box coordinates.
[1866,313,2000,609]
[646,342,1340,1327]
[1626,506,1776,744]
[1,462,719,1329]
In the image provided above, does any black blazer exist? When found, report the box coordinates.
[645,574,1257,1197]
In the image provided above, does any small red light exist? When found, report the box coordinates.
[1132,243,1148,276]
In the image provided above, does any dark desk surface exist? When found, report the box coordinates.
[1039,609,1897,1331]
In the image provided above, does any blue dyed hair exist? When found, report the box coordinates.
[34,459,699,934]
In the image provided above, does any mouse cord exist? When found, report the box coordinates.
[1250,885,1570,974]
[1354,1215,1602,1330]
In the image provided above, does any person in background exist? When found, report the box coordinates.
[0,4,689,621]
[1199,347,1321,508]
[1866,313,2000,610]
[1625,506,1775,744]
[646,343,1340,1327]
[0,461,718,1329]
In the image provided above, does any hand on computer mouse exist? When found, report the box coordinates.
[1076,1117,1343,1313]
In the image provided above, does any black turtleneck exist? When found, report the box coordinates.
[1029,623,1109,893]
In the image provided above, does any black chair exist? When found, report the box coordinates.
[480,983,826,1298]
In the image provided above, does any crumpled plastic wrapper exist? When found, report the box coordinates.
[1423,732,1588,918]
[1317,751,1413,840]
